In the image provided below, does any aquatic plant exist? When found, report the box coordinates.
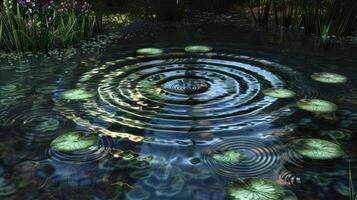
[247,0,272,25]
[227,178,284,200]
[293,138,344,160]
[297,99,337,113]
[211,150,245,164]
[34,117,61,132]
[102,13,133,26]
[184,45,213,53]
[0,177,16,197]
[262,88,296,98]
[311,72,347,84]
[349,162,356,200]
[0,0,96,52]
[50,132,97,152]
[136,48,163,55]
[247,0,357,38]
[61,88,96,100]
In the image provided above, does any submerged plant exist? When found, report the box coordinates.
[61,89,97,100]
[34,117,61,132]
[50,132,97,152]
[136,48,163,55]
[262,88,296,98]
[293,138,344,160]
[184,45,213,53]
[211,150,245,164]
[311,72,347,84]
[297,99,337,113]
[227,178,284,200]
[0,177,16,197]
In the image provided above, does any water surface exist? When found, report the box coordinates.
[0,24,357,199]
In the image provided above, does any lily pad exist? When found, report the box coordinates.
[136,48,163,55]
[212,150,245,164]
[50,132,97,152]
[311,72,347,84]
[297,99,337,113]
[61,89,96,100]
[293,138,344,160]
[184,45,212,53]
[227,178,284,200]
[263,88,296,99]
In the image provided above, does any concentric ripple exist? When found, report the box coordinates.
[55,51,300,137]
[2,106,67,143]
[201,137,281,177]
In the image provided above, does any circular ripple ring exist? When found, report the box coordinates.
[55,52,299,136]
[202,137,281,177]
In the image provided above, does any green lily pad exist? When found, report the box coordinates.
[61,89,96,100]
[263,88,296,98]
[227,178,284,200]
[293,138,344,160]
[297,99,337,113]
[311,72,347,84]
[136,48,163,55]
[184,45,212,53]
[212,150,245,164]
[50,132,97,152]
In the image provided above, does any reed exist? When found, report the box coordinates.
[0,0,96,52]
[349,162,356,200]
[246,0,357,38]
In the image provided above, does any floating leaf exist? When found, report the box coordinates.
[311,72,347,84]
[61,89,96,100]
[212,150,245,164]
[184,45,212,53]
[227,178,284,200]
[293,138,344,160]
[50,132,97,152]
[263,88,296,98]
[136,48,163,55]
[297,99,337,113]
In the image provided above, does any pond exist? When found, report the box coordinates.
[0,23,356,199]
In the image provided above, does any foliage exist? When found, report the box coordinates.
[262,88,296,98]
[293,138,344,160]
[246,0,357,38]
[61,88,97,100]
[211,150,246,164]
[102,13,133,26]
[0,0,96,52]
[227,178,285,200]
[247,0,272,25]
[184,45,213,53]
[50,132,97,152]
[310,72,347,84]
[297,99,338,113]
[349,162,357,200]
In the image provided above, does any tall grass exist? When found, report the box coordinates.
[246,0,357,38]
[349,162,356,200]
[0,0,96,52]
[247,0,272,25]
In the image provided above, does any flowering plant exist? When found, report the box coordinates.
[0,0,97,52]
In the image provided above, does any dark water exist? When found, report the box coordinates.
[0,24,357,200]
